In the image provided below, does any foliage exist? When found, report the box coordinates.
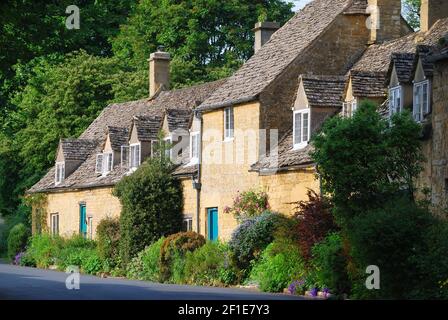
[111,0,293,88]
[26,234,65,268]
[57,247,102,275]
[114,141,184,266]
[0,203,30,256]
[96,217,121,270]
[224,189,270,221]
[159,232,206,282]
[229,211,291,271]
[347,197,445,299]
[250,238,306,293]
[294,190,337,261]
[403,0,421,30]
[184,242,238,286]
[126,237,165,281]
[308,233,350,296]
[6,223,30,260]
[312,101,423,224]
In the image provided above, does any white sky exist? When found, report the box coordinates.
[291,0,313,11]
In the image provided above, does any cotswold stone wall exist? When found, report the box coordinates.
[181,178,197,229]
[44,187,121,239]
[418,60,448,214]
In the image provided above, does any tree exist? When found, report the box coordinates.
[114,137,184,266]
[111,0,294,88]
[403,0,421,30]
[312,101,423,223]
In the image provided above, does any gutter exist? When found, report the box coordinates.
[197,95,258,113]
[249,162,316,175]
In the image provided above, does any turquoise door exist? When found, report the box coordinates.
[79,204,88,237]
[207,208,219,241]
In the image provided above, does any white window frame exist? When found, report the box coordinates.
[130,143,141,170]
[293,109,311,150]
[103,152,113,175]
[87,216,93,240]
[190,132,200,164]
[389,86,403,117]
[55,162,65,185]
[183,217,193,232]
[342,99,358,118]
[164,136,172,159]
[224,107,234,140]
[121,145,129,168]
[50,213,59,236]
[95,154,103,174]
[413,80,430,123]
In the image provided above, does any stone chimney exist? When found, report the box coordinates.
[367,0,402,44]
[253,21,280,53]
[149,46,171,97]
[421,0,448,32]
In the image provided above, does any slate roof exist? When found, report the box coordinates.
[133,115,163,142]
[352,18,448,74]
[166,109,192,133]
[349,71,387,98]
[60,139,98,161]
[28,80,224,193]
[302,75,346,107]
[388,52,416,84]
[108,126,130,152]
[198,0,351,111]
[250,130,315,173]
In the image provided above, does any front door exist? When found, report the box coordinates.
[79,204,88,237]
[207,208,219,241]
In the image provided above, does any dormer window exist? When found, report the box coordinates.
[389,86,402,116]
[164,137,172,159]
[96,152,113,175]
[130,143,141,169]
[342,99,357,118]
[190,132,200,163]
[121,146,129,168]
[55,162,65,185]
[413,80,430,122]
[224,107,234,140]
[293,109,310,150]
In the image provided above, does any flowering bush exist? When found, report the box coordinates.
[224,189,269,221]
[288,279,306,295]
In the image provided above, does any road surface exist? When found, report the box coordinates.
[0,263,304,300]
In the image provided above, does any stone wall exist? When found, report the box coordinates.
[181,178,197,230]
[44,187,121,239]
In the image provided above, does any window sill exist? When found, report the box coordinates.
[223,137,234,143]
[293,142,308,151]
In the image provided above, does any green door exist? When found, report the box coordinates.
[207,208,219,241]
[79,204,87,237]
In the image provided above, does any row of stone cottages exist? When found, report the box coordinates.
[28,0,448,241]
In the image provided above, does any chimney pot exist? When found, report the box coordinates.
[253,21,280,53]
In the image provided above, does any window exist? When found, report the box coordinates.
[55,162,65,185]
[389,86,402,116]
[103,152,113,174]
[87,217,93,239]
[224,107,234,140]
[121,146,129,168]
[190,132,200,163]
[293,109,310,149]
[96,154,103,174]
[413,80,430,122]
[183,217,193,232]
[50,213,59,236]
[150,140,158,157]
[342,99,357,118]
[130,144,141,169]
[164,137,172,159]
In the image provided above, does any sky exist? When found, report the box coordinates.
[291,0,313,11]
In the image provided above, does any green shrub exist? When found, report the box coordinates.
[308,232,350,296]
[184,242,238,286]
[229,211,291,271]
[250,238,305,293]
[114,150,183,266]
[19,251,36,267]
[224,189,270,221]
[80,249,103,275]
[27,234,64,268]
[96,217,120,270]
[7,223,30,260]
[127,237,165,281]
[159,232,205,282]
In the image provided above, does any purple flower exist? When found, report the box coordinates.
[288,280,306,295]
[322,287,330,298]
[14,252,24,265]
[310,287,318,297]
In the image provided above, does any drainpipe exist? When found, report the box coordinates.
[193,110,203,234]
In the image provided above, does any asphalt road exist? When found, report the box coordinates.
[0,263,304,300]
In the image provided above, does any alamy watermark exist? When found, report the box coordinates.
[365,265,380,290]
[66,5,80,30]
[65,265,80,290]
